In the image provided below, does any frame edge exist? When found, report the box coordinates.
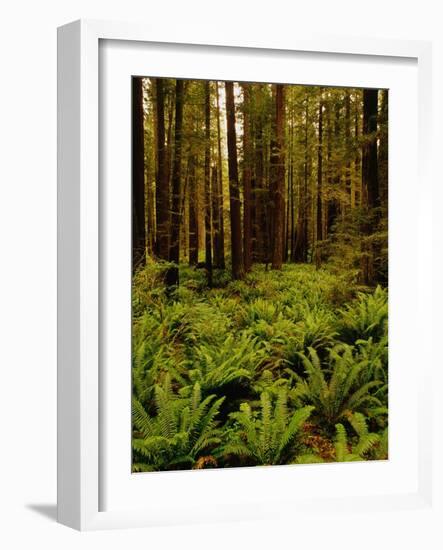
[57,19,82,530]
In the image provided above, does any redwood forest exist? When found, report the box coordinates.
[131,78,388,472]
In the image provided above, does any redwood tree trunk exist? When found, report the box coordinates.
[293,96,309,262]
[188,154,198,265]
[154,78,169,260]
[344,90,351,209]
[242,84,253,272]
[363,89,379,210]
[315,93,323,268]
[360,88,379,285]
[327,99,340,232]
[253,85,266,263]
[204,81,213,286]
[166,79,184,288]
[225,81,244,280]
[316,94,323,243]
[378,89,388,205]
[132,77,146,272]
[271,84,285,269]
[215,82,226,269]
[211,165,221,266]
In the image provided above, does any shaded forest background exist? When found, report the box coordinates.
[132,78,388,286]
[131,78,389,472]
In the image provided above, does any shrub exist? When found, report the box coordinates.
[338,286,388,343]
[291,346,384,431]
[132,376,225,471]
[131,262,389,470]
[220,390,313,466]
[185,333,266,396]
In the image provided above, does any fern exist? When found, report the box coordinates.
[292,346,383,430]
[186,333,266,394]
[338,286,388,343]
[132,261,389,471]
[221,390,313,465]
[132,376,224,471]
[298,413,382,463]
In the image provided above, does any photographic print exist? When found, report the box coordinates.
[131,78,388,472]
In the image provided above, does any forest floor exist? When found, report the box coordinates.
[132,262,388,471]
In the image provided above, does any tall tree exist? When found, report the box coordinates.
[361,88,379,285]
[325,95,333,237]
[253,84,267,263]
[362,89,379,209]
[353,94,361,208]
[225,81,244,280]
[293,95,309,262]
[155,78,169,260]
[271,84,286,269]
[132,77,146,272]
[211,164,221,266]
[188,153,199,265]
[204,81,213,286]
[344,90,352,210]
[316,91,324,243]
[214,82,226,268]
[314,91,324,268]
[289,121,295,262]
[242,84,253,272]
[327,95,341,233]
[378,89,388,206]
[165,92,174,200]
[166,79,184,288]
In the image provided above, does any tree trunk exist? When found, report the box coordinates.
[316,94,323,242]
[284,161,290,262]
[132,77,146,272]
[378,89,388,206]
[293,96,309,263]
[271,84,285,269]
[353,95,361,208]
[225,81,244,280]
[363,89,379,210]
[242,84,253,272]
[166,79,184,288]
[211,165,221,266]
[154,78,169,260]
[165,92,174,197]
[315,92,323,268]
[360,88,379,285]
[204,81,213,286]
[344,90,351,210]
[327,97,340,233]
[188,154,199,265]
[289,107,296,262]
[253,85,267,263]
[215,82,226,268]
[146,177,155,256]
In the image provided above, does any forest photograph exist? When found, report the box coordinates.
[131,77,388,473]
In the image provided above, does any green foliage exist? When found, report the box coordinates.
[297,413,383,464]
[132,263,388,471]
[132,376,225,471]
[323,207,388,288]
[338,286,388,343]
[221,390,313,465]
[241,298,279,324]
[292,346,384,430]
[186,333,266,395]
[293,307,338,353]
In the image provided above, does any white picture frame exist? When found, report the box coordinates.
[57,19,437,534]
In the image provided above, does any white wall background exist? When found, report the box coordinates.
[0,1,441,548]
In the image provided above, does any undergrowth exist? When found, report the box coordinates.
[132,262,388,471]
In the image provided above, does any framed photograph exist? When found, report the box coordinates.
[57,19,435,533]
